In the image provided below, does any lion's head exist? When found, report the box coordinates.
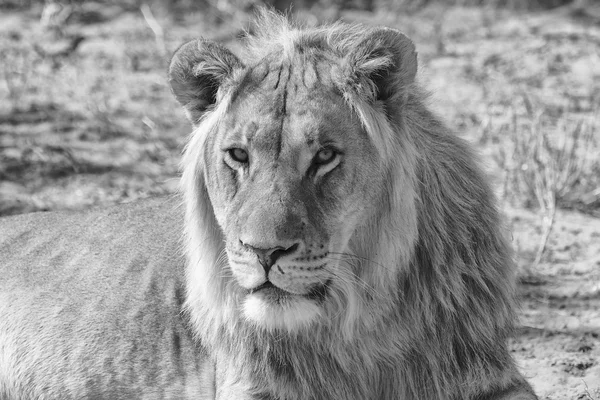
[170,13,420,336]
[168,11,529,399]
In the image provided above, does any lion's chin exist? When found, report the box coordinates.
[242,289,323,333]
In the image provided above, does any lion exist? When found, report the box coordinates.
[0,10,537,400]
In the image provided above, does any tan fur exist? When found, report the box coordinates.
[0,10,537,400]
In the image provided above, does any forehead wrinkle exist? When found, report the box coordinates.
[242,121,259,144]
[245,117,282,157]
[231,55,286,110]
[234,51,337,114]
[226,53,350,161]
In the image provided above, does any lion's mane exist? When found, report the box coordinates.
[180,11,521,400]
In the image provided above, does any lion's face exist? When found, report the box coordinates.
[203,59,382,331]
[169,24,418,334]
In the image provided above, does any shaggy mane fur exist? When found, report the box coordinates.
[180,10,526,400]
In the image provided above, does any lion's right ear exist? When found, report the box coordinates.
[343,28,417,103]
[168,39,244,125]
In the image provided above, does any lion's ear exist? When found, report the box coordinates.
[344,28,417,102]
[169,39,244,125]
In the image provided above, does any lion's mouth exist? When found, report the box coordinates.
[250,281,287,295]
[249,281,331,302]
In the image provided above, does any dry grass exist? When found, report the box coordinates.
[0,4,185,215]
[1,47,35,112]
[381,0,574,13]
[496,100,598,266]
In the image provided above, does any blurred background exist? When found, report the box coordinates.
[0,0,599,398]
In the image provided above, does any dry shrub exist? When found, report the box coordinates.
[378,0,574,12]
[0,47,37,112]
[497,97,598,265]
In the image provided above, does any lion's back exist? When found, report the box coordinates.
[0,196,212,399]
[0,196,183,285]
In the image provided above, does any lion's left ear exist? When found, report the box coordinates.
[343,28,417,102]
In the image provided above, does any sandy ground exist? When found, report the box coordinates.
[508,207,600,398]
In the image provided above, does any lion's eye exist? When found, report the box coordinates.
[228,148,249,164]
[314,148,336,165]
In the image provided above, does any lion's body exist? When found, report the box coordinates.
[0,10,537,400]
[0,198,216,399]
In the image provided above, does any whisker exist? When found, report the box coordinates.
[348,276,379,299]
[328,265,380,299]
[327,252,392,272]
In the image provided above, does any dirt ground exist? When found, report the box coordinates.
[0,2,599,399]
[510,207,600,398]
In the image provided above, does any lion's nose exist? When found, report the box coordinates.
[240,241,299,273]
